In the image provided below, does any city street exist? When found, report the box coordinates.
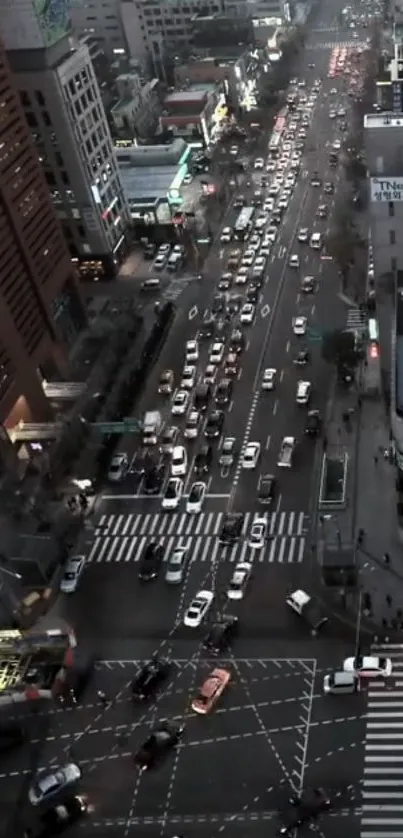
[0,645,366,837]
[0,0,377,834]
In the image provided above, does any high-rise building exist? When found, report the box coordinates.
[0,38,85,471]
[69,0,127,59]
[376,44,403,112]
[1,0,132,281]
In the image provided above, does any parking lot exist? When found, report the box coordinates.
[0,653,366,835]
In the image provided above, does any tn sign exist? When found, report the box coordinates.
[371,177,403,202]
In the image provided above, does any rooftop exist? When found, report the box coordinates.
[164,89,207,103]
[364,111,403,128]
[115,138,188,167]
[119,165,179,205]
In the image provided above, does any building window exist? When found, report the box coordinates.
[392,257,397,271]
[389,201,395,217]
[20,90,30,106]
[390,229,396,245]
[35,90,45,106]
[42,110,52,126]
[26,112,38,128]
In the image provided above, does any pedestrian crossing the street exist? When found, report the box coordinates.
[346,307,367,335]
[87,511,308,565]
[361,643,403,838]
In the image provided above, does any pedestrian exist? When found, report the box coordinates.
[383,552,391,565]
[97,690,108,706]
[386,594,392,607]
[357,528,365,545]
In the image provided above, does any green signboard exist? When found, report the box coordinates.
[93,420,141,434]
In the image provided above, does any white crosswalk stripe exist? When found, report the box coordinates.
[307,39,367,49]
[87,511,308,565]
[346,307,367,334]
[361,643,403,838]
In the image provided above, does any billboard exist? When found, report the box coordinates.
[370,176,403,202]
[33,0,71,47]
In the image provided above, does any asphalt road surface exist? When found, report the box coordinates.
[3,0,376,834]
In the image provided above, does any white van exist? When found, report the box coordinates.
[323,671,359,695]
[310,232,322,250]
[167,252,183,272]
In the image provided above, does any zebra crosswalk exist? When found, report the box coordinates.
[346,307,367,334]
[361,643,403,838]
[87,511,308,565]
[308,39,367,49]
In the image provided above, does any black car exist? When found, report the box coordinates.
[138,541,165,581]
[193,384,211,413]
[203,615,239,654]
[257,473,276,505]
[58,649,95,704]
[271,210,282,226]
[305,409,322,436]
[234,194,246,208]
[293,349,310,366]
[212,294,225,315]
[252,190,263,206]
[300,276,315,293]
[215,378,233,406]
[324,182,334,194]
[133,448,155,474]
[227,295,242,316]
[217,277,232,292]
[131,658,171,701]
[279,789,331,835]
[204,410,225,439]
[135,722,183,771]
[143,465,165,495]
[219,512,244,544]
[246,284,259,303]
[310,173,322,186]
[27,796,88,838]
[229,329,245,354]
[194,444,213,474]
[199,317,215,339]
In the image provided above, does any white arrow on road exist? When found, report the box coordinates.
[261,304,271,318]
[188,305,198,320]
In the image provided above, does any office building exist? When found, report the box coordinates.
[364,112,403,277]
[1,0,132,281]
[110,73,160,140]
[69,0,127,59]
[376,44,403,111]
[0,39,85,471]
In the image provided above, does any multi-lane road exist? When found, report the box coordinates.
[2,2,389,836]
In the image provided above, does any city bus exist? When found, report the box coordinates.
[234,207,255,240]
[269,132,282,157]
[268,111,287,156]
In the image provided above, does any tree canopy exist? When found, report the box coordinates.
[321,329,359,371]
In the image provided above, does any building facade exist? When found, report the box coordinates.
[69,0,127,59]
[0,39,85,470]
[376,44,403,112]
[160,87,224,145]
[111,73,160,140]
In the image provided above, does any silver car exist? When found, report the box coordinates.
[29,763,81,806]
[165,547,189,584]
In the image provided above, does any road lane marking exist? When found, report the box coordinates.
[265,434,271,450]
[273,400,278,416]
[261,304,271,318]
[280,369,284,382]
[286,340,290,353]
[188,305,198,320]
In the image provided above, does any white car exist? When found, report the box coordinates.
[278,195,289,210]
[162,477,183,509]
[171,445,187,476]
[186,481,206,513]
[289,254,300,269]
[227,562,252,600]
[263,198,274,212]
[242,441,261,469]
[332,139,341,150]
[107,452,128,482]
[248,516,268,549]
[329,109,337,119]
[240,303,255,324]
[266,227,277,243]
[254,157,264,169]
[241,250,255,267]
[184,410,201,439]
[204,364,217,385]
[266,160,276,172]
[172,389,189,415]
[220,227,232,243]
[269,183,280,197]
[296,380,311,405]
[254,256,266,272]
[298,228,309,243]
[230,145,238,155]
[60,555,85,593]
[343,656,393,678]
[255,213,269,231]
[293,316,307,336]
[181,365,196,390]
[185,339,199,362]
[235,268,249,285]
[184,590,214,627]
[261,368,276,390]
[259,246,271,259]
[29,763,81,806]
[209,342,225,365]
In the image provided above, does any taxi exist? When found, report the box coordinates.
[191,668,231,715]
